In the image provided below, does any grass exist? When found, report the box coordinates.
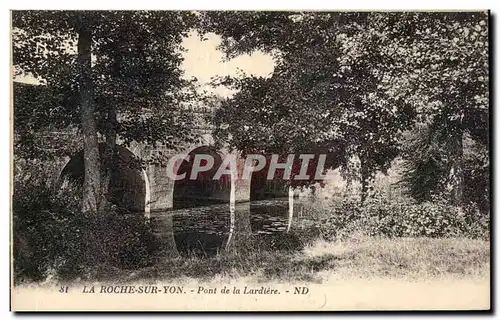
[93,235,489,284]
[311,235,490,281]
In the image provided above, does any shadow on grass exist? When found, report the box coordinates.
[98,248,340,284]
[29,236,489,285]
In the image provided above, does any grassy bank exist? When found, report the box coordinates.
[97,236,489,284]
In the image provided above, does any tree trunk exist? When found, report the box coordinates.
[360,172,368,204]
[99,106,117,213]
[360,158,371,204]
[77,14,100,213]
[449,130,464,206]
[99,50,124,213]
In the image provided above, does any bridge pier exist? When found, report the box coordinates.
[146,163,175,212]
[234,154,252,202]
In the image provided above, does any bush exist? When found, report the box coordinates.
[13,174,159,284]
[317,195,490,241]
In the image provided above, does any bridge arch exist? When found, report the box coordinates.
[172,145,232,209]
[57,144,151,215]
[249,155,289,201]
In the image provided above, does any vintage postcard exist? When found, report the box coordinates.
[10,10,490,311]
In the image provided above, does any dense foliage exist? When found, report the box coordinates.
[201,11,489,206]
[12,11,198,149]
[300,195,489,242]
[13,167,159,283]
[12,11,199,212]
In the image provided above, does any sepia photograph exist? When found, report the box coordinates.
[10,10,490,311]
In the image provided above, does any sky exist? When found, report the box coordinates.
[14,31,276,98]
[181,31,275,97]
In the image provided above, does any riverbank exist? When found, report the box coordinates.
[91,235,489,283]
[13,236,490,311]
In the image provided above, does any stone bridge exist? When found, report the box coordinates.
[21,114,292,255]
[40,111,289,216]
[14,82,294,254]
[51,126,294,255]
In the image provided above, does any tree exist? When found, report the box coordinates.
[397,12,489,207]
[76,13,101,212]
[12,11,198,212]
[201,12,415,201]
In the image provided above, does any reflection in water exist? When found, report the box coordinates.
[172,203,230,256]
[225,203,235,252]
[287,187,293,233]
[166,198,302,256]
[225,170,237,251]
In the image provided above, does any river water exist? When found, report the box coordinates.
[164,198,324,256]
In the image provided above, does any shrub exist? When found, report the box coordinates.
[317,195,489,241]
[310,198,363,241]
[13,173,159,284]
